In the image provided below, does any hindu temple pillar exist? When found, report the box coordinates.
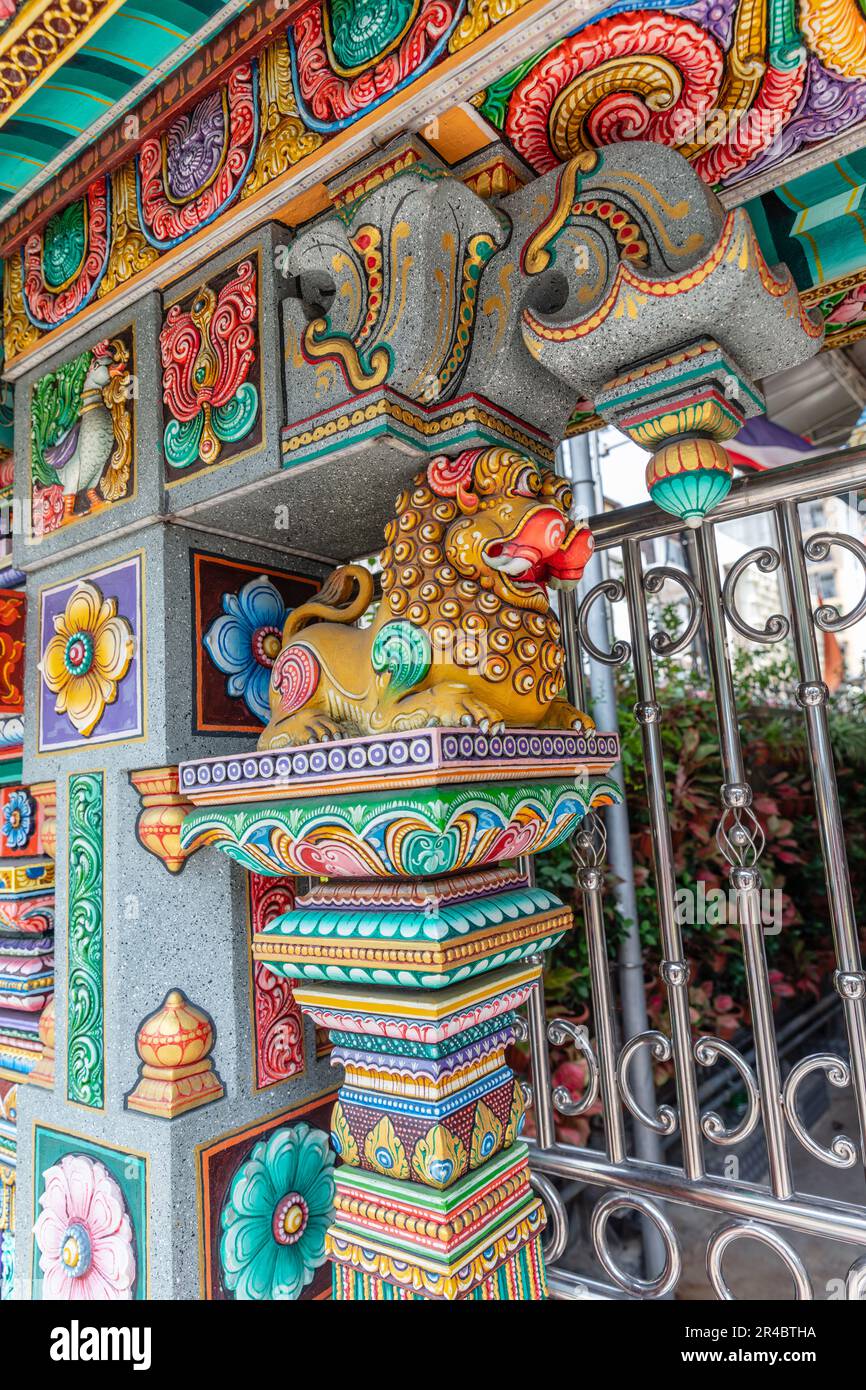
[182,720,621,1298]
[175,132,823,1299]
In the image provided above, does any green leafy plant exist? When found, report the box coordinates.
[535,635,866,1054]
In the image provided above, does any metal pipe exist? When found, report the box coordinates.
[525,946,557,1151]
[563,437,662,1167]
[694,522,793,1199]
[566,437,669,1285]
[776,498,866,1176]
[623,537,705,1180]
[578,855,627,1163]
[547,1269,630,1300]
[526,1142,866,1246]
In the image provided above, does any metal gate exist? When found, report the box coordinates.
[524,443,866,1301]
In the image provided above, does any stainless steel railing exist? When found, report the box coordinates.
[526,444,866,1300]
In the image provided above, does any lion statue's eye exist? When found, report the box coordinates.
[515,471,540,498]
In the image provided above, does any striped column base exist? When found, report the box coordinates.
[332,1234,548,1301]
[327,1142,547,1300]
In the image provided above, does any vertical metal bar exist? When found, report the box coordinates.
[623,537,704,1180]
[564,436,662,1168]
[694,523,793,1199]
[525,945,557,1151]
[776,499,866,1172]
[579,862,627,1163]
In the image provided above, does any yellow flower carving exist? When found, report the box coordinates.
[40,581,134,737]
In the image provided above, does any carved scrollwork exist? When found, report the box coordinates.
[804,532,866,633]
[782,1054,858,1169]
[548,1018,600,1117]
[616,1031,677,1135]
[707,1221,813,1300]
[531,1172,569,1265]
[591,1192,681,1298]
[846,1254,866,1300]
[576,578,631,666]
[643,566,704,656]
[694,1036,760,1146]
[715,803,765,869]
[721,547,790,644]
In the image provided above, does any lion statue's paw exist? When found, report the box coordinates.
[259,711,346,748]
[540,699,596,732]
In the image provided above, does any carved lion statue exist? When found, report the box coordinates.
[258,447,595,747]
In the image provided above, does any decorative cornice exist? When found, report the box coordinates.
[0,0,594,378]
[0,0,305,255]
[0,0,123,129]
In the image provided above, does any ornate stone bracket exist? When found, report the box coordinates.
[129,767,197,875]
[284,137,823,525]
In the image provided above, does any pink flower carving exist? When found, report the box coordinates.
[34,1154,136,1300]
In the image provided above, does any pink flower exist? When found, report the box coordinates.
[552,1060,589,1101]
[33,1154,136,1300]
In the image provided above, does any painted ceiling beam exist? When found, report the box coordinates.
[0,0,604,379]
[0,0,126,127]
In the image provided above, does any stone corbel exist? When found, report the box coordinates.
[129,766,196,875]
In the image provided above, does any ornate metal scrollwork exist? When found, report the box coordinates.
[571,809,608,881]
[721,547,790,644]
[693,1036,761,1146]
[846,1254,866,1300]
[591,1192,681,1298]
[803,532,866,633]
[530,1172,569,1265]
[616,1031,678,1135]
[707,1221,813,1300]
[715,783,765,878]
[643,566,704,656]
[782,1054,858,1168]
[576,578,631,666]
[548,1018,600,1117]
[716,806,765,871]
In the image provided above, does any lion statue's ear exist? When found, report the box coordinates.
[427,450,482,514]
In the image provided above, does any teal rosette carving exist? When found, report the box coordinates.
[220,1123,335,1300]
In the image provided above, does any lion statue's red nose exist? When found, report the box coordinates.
[490,510,594,589]
[546,523,594,586]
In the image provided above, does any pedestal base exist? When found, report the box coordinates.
[332,1235,547,1300]
[179,726,623,1302]
[328,1143,547,1300]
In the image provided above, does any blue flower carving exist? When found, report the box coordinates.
[203,576,288,723]
[220,1123,335,1300]
[2,789,34,850]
